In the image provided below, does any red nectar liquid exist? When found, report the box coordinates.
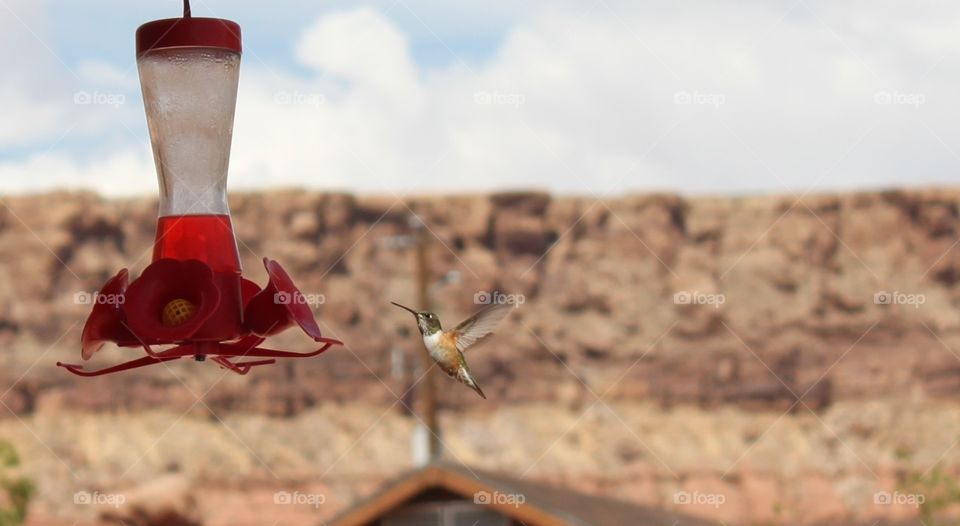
[152,214,244,341]
[153,214,241,273]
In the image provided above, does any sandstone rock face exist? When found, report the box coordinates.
[0,189,956,412]
[0,189,959,525]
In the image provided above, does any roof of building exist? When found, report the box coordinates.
[328,461,719,526]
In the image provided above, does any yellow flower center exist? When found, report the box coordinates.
[162,298,197,327]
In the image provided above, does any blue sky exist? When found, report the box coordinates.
[48,1,506,71]
[2,0,959,195]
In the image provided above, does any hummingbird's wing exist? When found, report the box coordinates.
[452,303,513,352]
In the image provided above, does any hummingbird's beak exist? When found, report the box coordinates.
[390,301,418,316]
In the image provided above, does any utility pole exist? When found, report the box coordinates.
[411,216,441,461]
[379,214,452,465]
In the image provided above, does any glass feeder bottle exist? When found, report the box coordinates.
[136,5,245,340]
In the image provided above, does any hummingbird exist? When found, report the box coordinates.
[391,301,513,399]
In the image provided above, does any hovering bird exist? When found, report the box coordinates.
[391,301,513,399]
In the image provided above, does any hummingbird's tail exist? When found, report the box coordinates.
[458,367,487,399]
[469,381,487,400]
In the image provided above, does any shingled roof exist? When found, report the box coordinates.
[328,461,719,526]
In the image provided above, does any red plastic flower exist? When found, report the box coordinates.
[240,277,261,308]
[243,258,325,340]
[81,268,135,360]
[123,259,221,342]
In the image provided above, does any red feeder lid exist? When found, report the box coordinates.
[136,0,241,57]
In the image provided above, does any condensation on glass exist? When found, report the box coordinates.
[138,48,240,217]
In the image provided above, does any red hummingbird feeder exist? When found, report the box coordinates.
[57,1,342,377]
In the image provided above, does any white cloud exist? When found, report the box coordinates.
[0,1,142,153]
[0,148,153,195]
[296,9,420,104]
[1,1,959,196]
